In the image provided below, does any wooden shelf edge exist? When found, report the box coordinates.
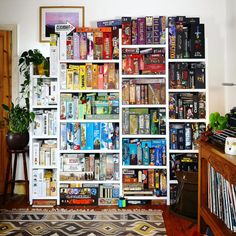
[200,207,236,235]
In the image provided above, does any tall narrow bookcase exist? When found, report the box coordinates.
[120,29,169,202]
[167,22,208,205]
[29,66,60,205]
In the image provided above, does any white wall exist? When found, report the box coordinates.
[0,0,227,114]
[225,0,236,113]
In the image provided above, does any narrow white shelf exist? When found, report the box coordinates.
[122,165,167,169]
[32,196,58,200]
[122,134,166,139]
[169,119,207,123]
[169,180,178,184]
[60,59,119,64]
[32,105,57,109]
[121,44,166,49]
[122,104,166,108]
[32,166,58,169]
[124,196,167,200]
[168,58,206,63]
[59,150,120,154]
[60,180,120,184]
[122,74,166,79]
[169,149,199,154]
[32,135,57,139]
[168,89,206,93]
[60,119,120,123]
[32,75,57,79]
[60,89,120,93]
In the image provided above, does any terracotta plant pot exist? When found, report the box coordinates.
[6,132,29,150]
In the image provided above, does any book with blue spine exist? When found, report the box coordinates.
[86,122,94,150]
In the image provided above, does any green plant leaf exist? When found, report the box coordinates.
[2,104,10,111]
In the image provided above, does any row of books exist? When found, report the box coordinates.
[169,153,198,180]
[169,92,206,119]
[33,78,58,106]
[59,27,119,61]
[60,184,120,206]
[123,139,166,166]
[60,92,119,120]
[168,16,205,59]
[169,62,205,89]
[60,153,119,181]
[33,140,57,166]
[60,122,119,150]
[170,123,206,150]
[33,109,57,136]
[208,165,236,232]
[122,78,166,105]
[111,16,166,45]
[60,63,119,90]
[122,169,167,196]
[122,48,165,75]
[122,108,166,135]
[32,169,57,198]
[60,186,98,205]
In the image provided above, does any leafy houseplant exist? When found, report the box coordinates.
[18,49,49,109]
[2,49,48,149]
[209,112,228,131]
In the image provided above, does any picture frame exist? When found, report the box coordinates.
[40,6,85,42]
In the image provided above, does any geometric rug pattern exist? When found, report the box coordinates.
[0,209,167,235]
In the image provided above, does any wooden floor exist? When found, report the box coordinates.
[0,194,201,236]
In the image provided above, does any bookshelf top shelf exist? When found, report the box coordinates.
[60,59,119,64]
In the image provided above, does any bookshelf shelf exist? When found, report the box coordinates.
[121,44,166,49]
[32,105,58,109]
[32,166,58,169]
[168,89,207,93]
[32,135,57,139]
[168,58,206,63]
[122,104,166,108]
[59,150,120,154]
[169,180,178,184]
[60,89,120,93]
[169,119,207,123]
[125,196,167,200]
[32,196,58,200]
[122,134,166,139]
[60,119,120,123]
[60,59,120,63]
[122,165,167,169]
[31,75,57,79]
[121,74,166,79]
[169,149,199,154]
[60,180,120,184]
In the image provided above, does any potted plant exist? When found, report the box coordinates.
[2,49,48,150]
[209,111,228,131]
[18,49,49,109]
[2,102,35,150]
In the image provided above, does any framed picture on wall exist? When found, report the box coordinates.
[40,6,85,42]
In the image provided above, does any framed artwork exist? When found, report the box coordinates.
[40,6,85,42]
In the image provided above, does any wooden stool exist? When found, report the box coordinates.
[3,148,29,203]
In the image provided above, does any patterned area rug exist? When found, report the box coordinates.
[0,209,166,235]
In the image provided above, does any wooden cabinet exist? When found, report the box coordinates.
[198,141,236,235]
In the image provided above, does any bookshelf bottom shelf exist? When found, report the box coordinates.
[199,207,236,235]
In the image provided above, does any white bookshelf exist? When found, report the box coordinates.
[29,65,60,205]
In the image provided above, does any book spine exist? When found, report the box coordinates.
[146,16,153,45]
[131,19,138,45]
[87,32,94,60]
[137,17,146,45]
[122,17,132,45]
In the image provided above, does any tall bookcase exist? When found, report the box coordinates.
[29,17,207,206]
[29,67,60,205]
[120,28,169,202]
